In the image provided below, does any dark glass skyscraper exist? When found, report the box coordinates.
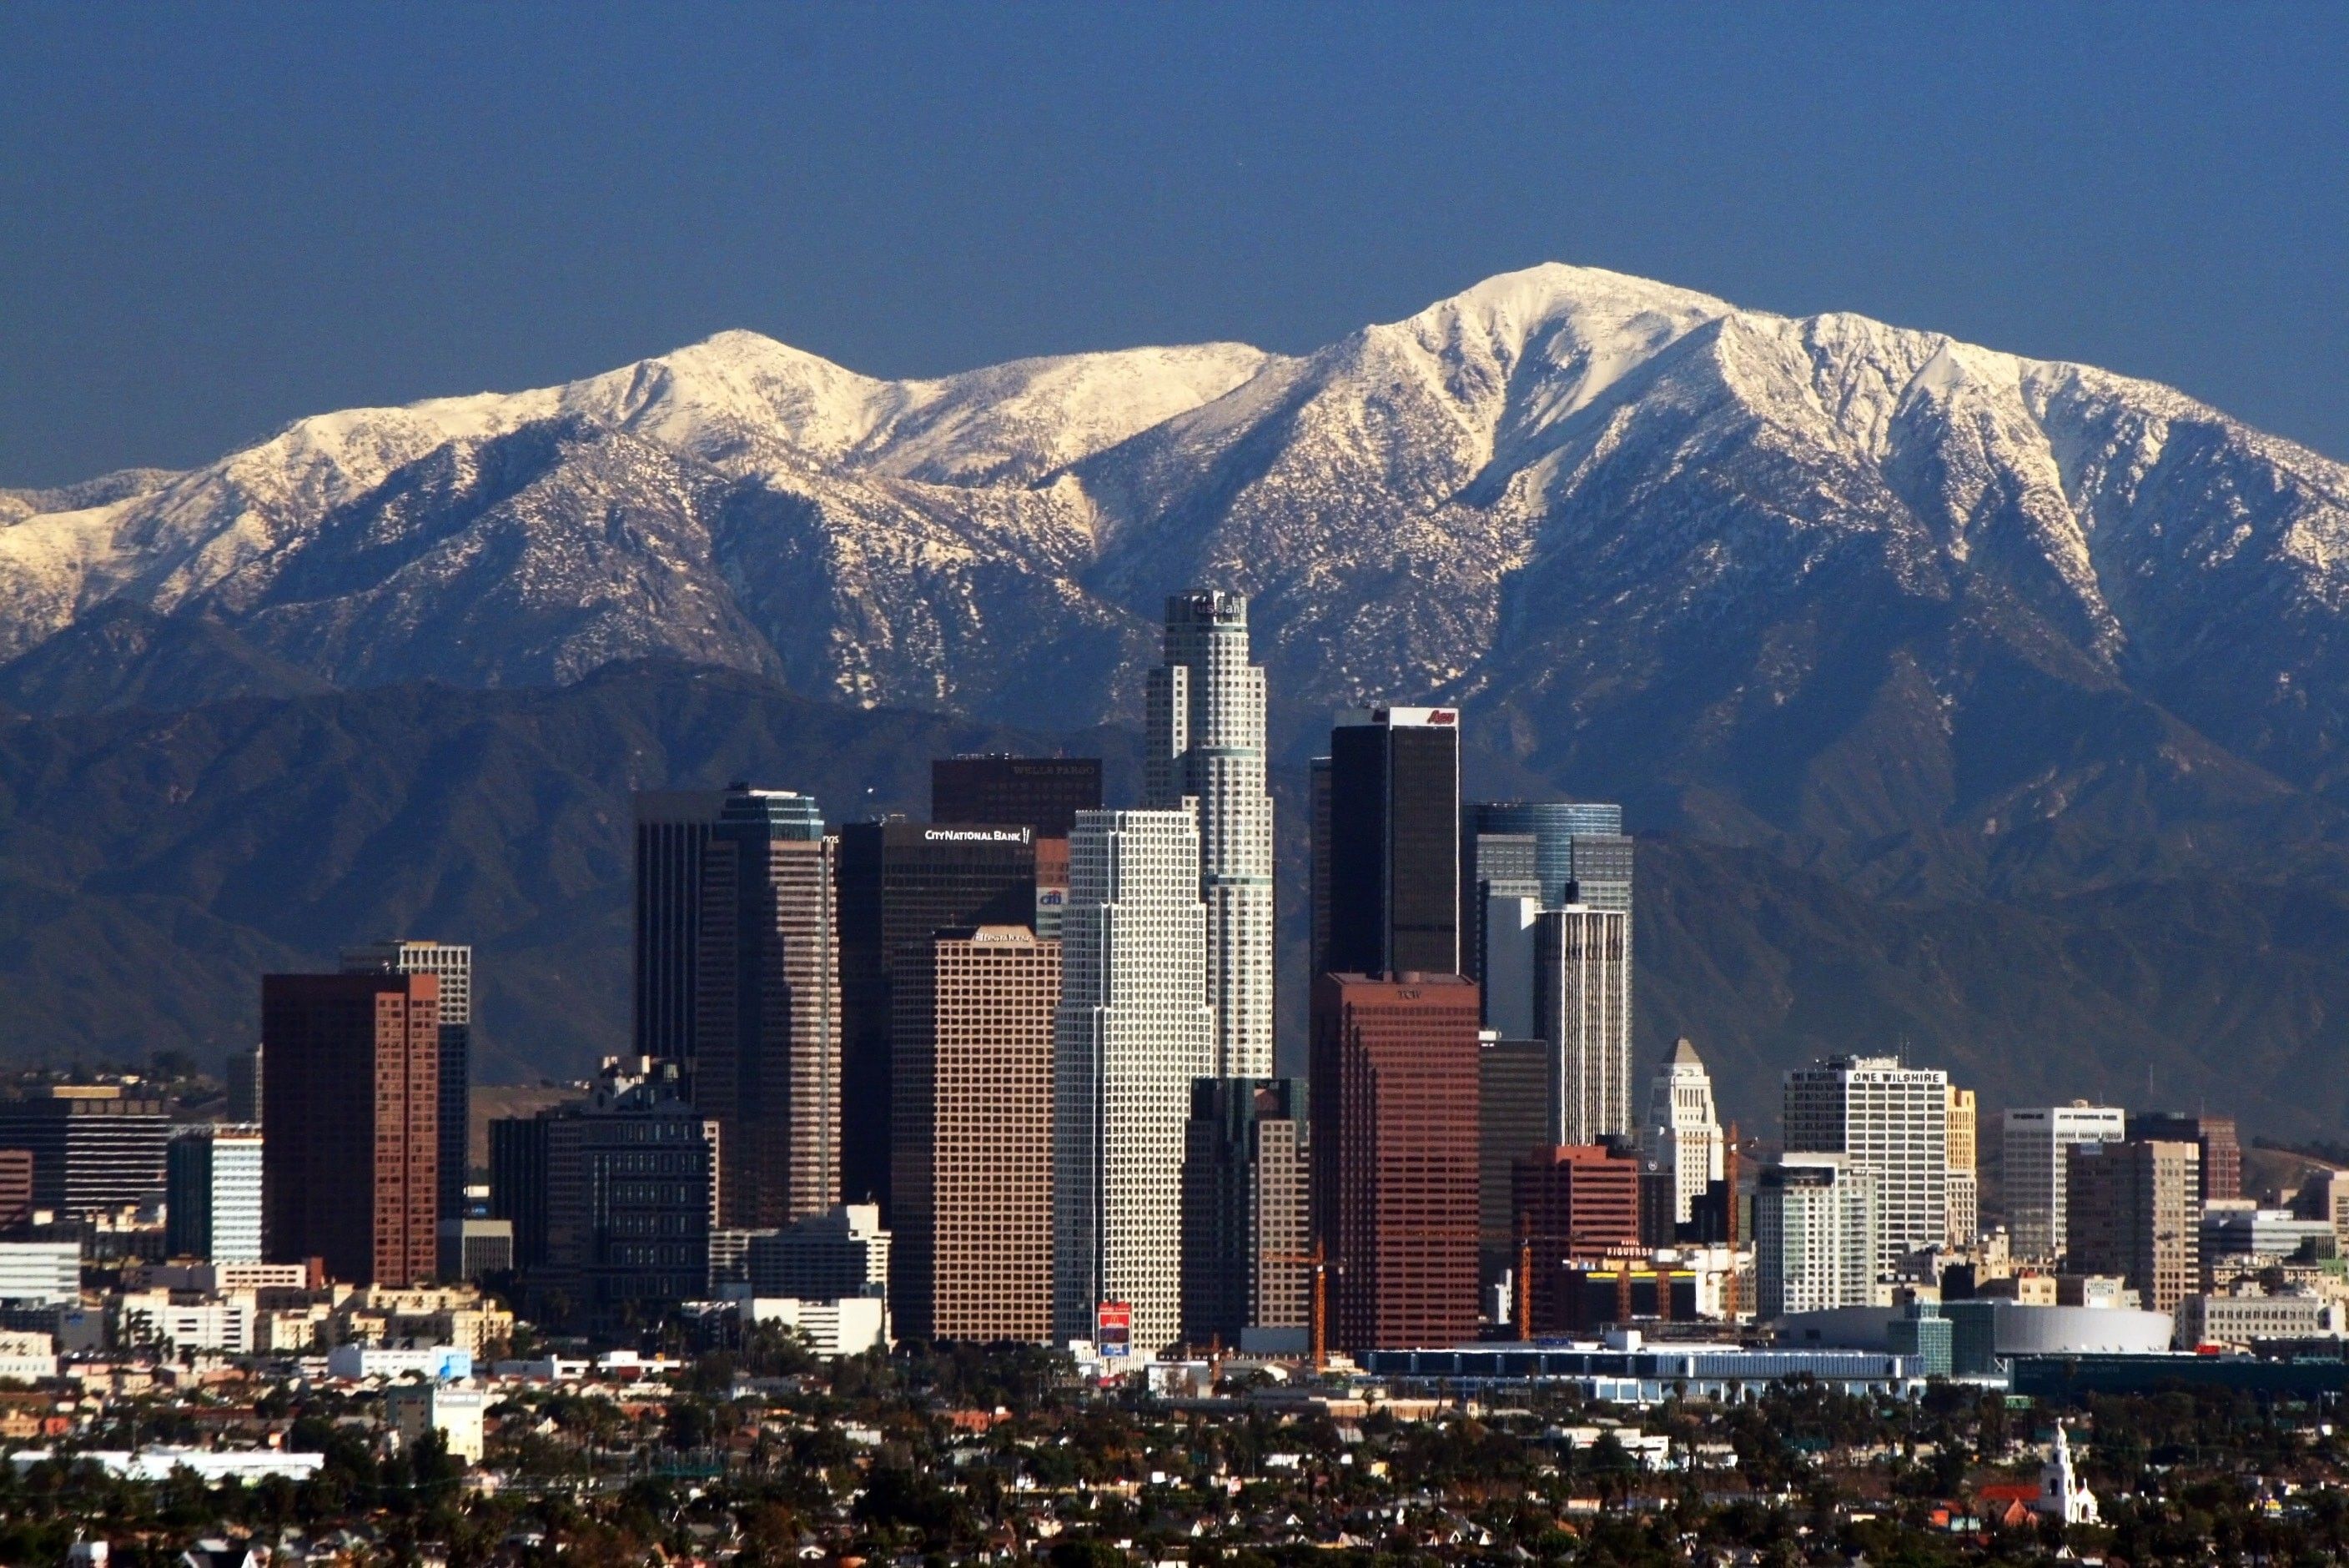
[697,788,837,1228]
[1324,707,1461,978]
[930,756,1103,838]
[836,820,1036,1214]
[632,786,837,1228]
[1180,1077,1310,1349]
[634,791,729,1063]
[488,1114,551,1271]
[1461,802,1627,908]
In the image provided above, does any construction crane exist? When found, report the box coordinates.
[1263,1219,1627,1371]
[1265,1176,1752,1372]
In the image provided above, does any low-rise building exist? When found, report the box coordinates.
[133,1261,309,1294]
[720,1292,891,1359]
[0,1330,57,1383]
[324,1344,472,1382]
[385,1381,488,1463]
[8,1447,324,1484]
[2175,1289,2346,1349]
[746,1205,890,1301]
[331,1284,513,1358]
[1360,1334,1925,1400]
[113,1289,257,1355]
[2201,1204,2336,1269]
[0,1243,82,1306]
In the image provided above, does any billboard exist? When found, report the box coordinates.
[1096,1300,1132,1359]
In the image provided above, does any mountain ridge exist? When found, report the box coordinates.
[8,263,2349,1123]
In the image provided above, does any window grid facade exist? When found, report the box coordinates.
[2002,1105,2127,1263]
[1535,906,1632,1146]
[261,972,440,1287]
[893,926,1059,1344]
[343,940,473,1223]
[166,1126,264,1264]
[1144,591,1275,1080]
[1052,809,1214,1356]
[1755,1156,1875,1318]
[1310,973,1481,1354]
[1783,1056,1947,1279]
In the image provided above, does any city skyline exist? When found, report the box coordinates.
[8,13,2346,1558]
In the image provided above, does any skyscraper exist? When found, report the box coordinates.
[342,940,473,1223]
[1534,905,1632,1145]
[636,787,840,1229]
[1180,1078,1310,1351]
[2127,1113,2243,1206]
[892,925,1059,1344]
[2003,1104,2127,1262]
[1308,755,1332,978]
[225,1047,261,1125]
[931,756,1104,838]
[1512,1143,1642,1332]
[1478,1033,1552,1297]
[1311,972,1481,1354]
[1144,591,1275,1080]
[1461,800,1634,1050]
[165,1125,264,1264]
[261,972,440,1287]
[836,820,1036,1213]
[1461,801,1631,911]
[635,790,732,1063]
[1783,1056,1948,1278]
[488,1114,551,1272]
[932,756,1099,940]
[1324,708,1461,978]
[2067,1138,2201,1315]
[0,1086,170,1217]
[700,789,840,1228]
[1052,808,1214,1356]
[1462,831,1538,1030]
[1754,1155,1876,1318]
[1944,1085,1979,1247]
[1642,1038,1724,1228]
[540,1058,717,1330]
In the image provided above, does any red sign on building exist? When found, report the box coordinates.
[1096,1300,1132,1358]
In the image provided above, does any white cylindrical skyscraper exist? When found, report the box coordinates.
[1052,807,1215,1357]
[1144,591,1275,1080]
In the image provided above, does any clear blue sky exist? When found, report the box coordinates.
[3,3,2344,485]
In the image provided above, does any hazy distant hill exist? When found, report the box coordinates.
[0,665,2345,1135]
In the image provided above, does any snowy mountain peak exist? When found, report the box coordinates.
[1398,261,1734,350]
[5,260,2349,850]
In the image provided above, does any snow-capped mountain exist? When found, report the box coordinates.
[9,263,2349,881]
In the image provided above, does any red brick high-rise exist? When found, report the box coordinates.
[1512,1143,1644,1333]
[1310,972,1480,1354]
[261,972,440,1286]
